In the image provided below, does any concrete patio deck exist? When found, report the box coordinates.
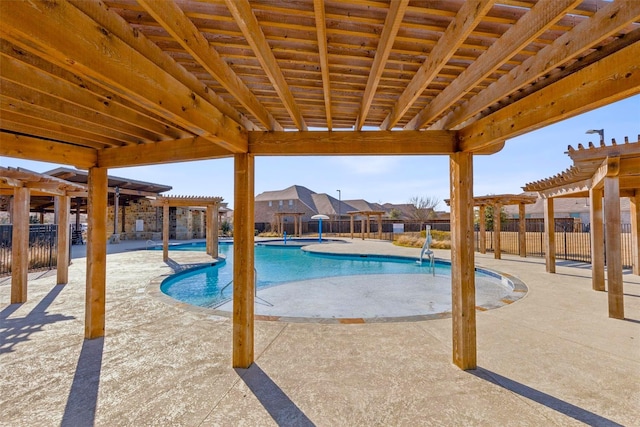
[1,239,638,426]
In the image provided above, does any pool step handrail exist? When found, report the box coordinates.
[216,267,271,305]
[418,225,436,276]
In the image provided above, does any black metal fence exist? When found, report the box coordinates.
[0,224,58,276]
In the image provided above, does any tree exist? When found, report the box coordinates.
[408,196,440,222]
[389,208,402,219]
[477,205,508,230]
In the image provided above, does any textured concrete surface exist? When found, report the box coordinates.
[1,239,639,426]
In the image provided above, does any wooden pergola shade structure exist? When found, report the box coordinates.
[1,0,639,370]
[0,167,86,303]
[149,196,224,261]
[273,212,304,237]
[524,137,640,320]
[446,194,538,259]
[348,211,385,240]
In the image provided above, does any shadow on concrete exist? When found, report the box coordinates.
[0,284,74,354]
[61,337,104,427]
[470,367,623,426]
[235,364,315,427]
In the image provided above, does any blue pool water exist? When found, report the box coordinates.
[159,242,497,309]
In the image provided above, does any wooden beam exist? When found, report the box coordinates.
[433,0,640,130]
[459,40,640,152]
[225,0,307,130]
[478,205,486,254]
[249,130,456,155]
[355,0,409,130]
[11,186,29,303]
[69,0,255,132]
[631,192,640,276]
[85,167,107,339]
[590,187,605,291]
[0,132,97,169]
[543,198,555,273]
[449,151,476,370]
[212,204,219,259]
[0,0,247,153]
[99,137,231,168]
[137,0,281,131]
[163,203,169,262]
[381,0,494,130]
[604,175,624,319]
[493,202,502,259]
[592,157,620,189]
[538,179,591,199]
[518,203,526,257]
[56,195,71,285]
[406,0,581,130]
[233,153,255,368]
[313,0,332,130]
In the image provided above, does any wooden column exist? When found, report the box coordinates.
[350,215,354,239]
[233,153,255,368]
[56,195,71,285]
[212,203,219,258]
[449,152,476,370]
[85,167,108,339]
[366,216,371,239]
[162,202,169,262]
[630,192,640,276]
[543,198,556,273]
[11,186,29,304]
[377,214,382,240]
[518,203,526,257]
[493,202,501,259]
[360,218,365,240]
[604,176,623,319]
[478,205,486,254]
[206,205,213,255]
[590,187,605,291]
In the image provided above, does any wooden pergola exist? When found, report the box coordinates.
[149,196,224,261]
[446,194,538,259]
[273,212,305,237]
[348,211,385,240]
[523,137,640,320]
[0,167,86,302]
[1,0,639,371]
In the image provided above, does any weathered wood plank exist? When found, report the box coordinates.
[604,176,624,319]
[0,132,97,168]
[163,203,169,263]
[449,151,476,370]
[493,202,501,260]
[518,203,526,257]
[85,167,107,339]
[313,0,332,129]
[631,193,640,276]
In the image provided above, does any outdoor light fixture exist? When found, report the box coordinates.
[585,128,604,144]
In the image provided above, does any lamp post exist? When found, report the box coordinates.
[586,128,604,145]
[336,189,341,235]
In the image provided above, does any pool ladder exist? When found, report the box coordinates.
[213,268,272,308]
[417,225,436,276]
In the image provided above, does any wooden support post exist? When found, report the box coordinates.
[479,205,486,254]
[493,202,501,259]
[56,195,71,285]
[377,214,382,240]
[361,218,365,240]
[366,216,371,239]
[212,203,219,258]
[350,215,354,239]
[543,198,556,273]
[449,152,476,370]
[206,205,213,255]
[630,192,640,276]
[11,186,29,303]
[590,187,605,291]
[604,176,623,319]
[233,153,255,368]
[162,203,169,262]
[518,203,526,257]
[85,167,108,339]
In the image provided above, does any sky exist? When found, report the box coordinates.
[2,94,638,212]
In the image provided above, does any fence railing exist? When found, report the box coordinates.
[0,224,59,276]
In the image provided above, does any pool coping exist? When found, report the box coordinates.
[146,245,528,324]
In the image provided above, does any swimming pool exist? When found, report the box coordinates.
[159,241,520,313]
